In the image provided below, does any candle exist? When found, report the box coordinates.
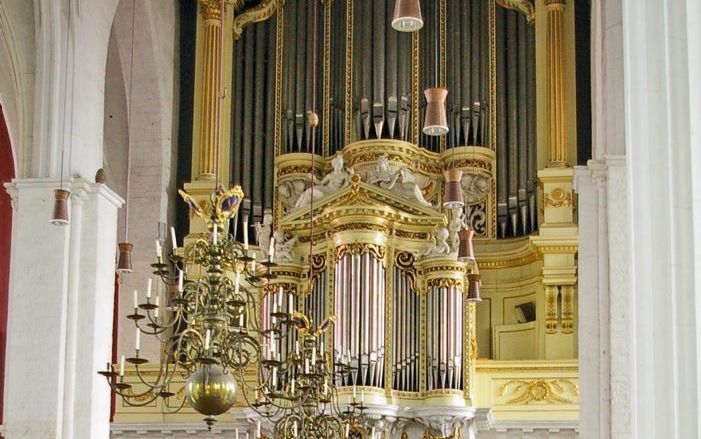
[178,270,183,292]
[146,278,152,298]
[119,355,125,376]
[312,346,317,365]
[295,341,300,355]
[305,358,310,374]
[135,329,140,351]
[291,378,296,393]
[345,423,350,438]
[155,239,162,259]
[352,384,357,399]
[204,329,211,350]
[268,236,275,261]
[323,377,328,395]
[154,295,160,319]
[361,391,365,403]
[272,367,278,387]
[371,427,376,438]
[239,313,244,328]
[213,226,218,245]
[243,215,249,250]
[133,290,138,309]
[293,422,298,437]
[256,420,261,438]
[321,340,325,355]
[270,337,276,354]
[288,293,293,314]
[235,429,239,439]
[235,272,241,295]
[170,226,177,249]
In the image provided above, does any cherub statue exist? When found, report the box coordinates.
[294,154,354,209]
[368,155,398,189]
[254,210,273,257]
[424,227,452,256]
[448,205,471,252]
[273,229,298,263]
[393,166,433,208]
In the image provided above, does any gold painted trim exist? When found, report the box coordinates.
[232,0,284,40]
[344,0,353,145]
[411,32,420,145]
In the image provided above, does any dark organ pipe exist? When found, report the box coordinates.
[496,8,508,239]
[517,17,528,236]
[506,11,519,237]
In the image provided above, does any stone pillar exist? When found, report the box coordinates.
[545,0,567,167]
[195,0,225,180]
[3,179,123,438]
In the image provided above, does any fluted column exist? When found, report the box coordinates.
[545,0,567,167]
[196,0,224,180]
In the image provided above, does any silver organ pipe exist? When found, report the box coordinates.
[334,252,386,388]
[391,263,420,392]
[426,285,464,390]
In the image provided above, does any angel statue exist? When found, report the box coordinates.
[273,230,299,263]
[448,205,465,252]
[367,155,397,189]
[424,227,452,257]
[368,156,433,208]
[293,154,354,209]
[254,209,273,257]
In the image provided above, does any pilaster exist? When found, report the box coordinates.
[3,178,123,439]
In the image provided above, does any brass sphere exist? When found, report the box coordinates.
[185,366,238,416]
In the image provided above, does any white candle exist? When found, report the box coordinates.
[133,290,138,309]
[312,346,317,365]
[170,226,177,249]
[345,423,350,437]
[323,377,328,395]
[268,236,275,261]
[304,358,309,374]
[178,270,183,292]
[204,329,211,350]
[371,427,375,438]
[135,329,141,351]
[272,367,278,387]
[291,378,296,393]
[295,341,300,355]
[321,340,325,355]
[239,313,244,328]
[361,391,365,403]
[288,293,293,314]
[213,226,218,245]
[155,239,162,259]
[146,278,152,298]
[352,384,357,399]
[256,420,261,438]
[293,422,298,437]
[119,355,125,377]
[154,295,160,319]
[235,272,241,295]
[235,429,239,439]
[243,215,249,250]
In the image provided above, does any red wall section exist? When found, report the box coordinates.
[0,106,15,424]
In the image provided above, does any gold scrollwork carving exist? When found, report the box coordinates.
[496,0,536,24]
[232,0,285,40]
[499,379,579,405]
[427,278,463,289]
[394,230,431,240]
[334,223,389,234]
[395,252,418,290]
[544,188,573,208]
[544,285,558,334]
[334,243,386,262]
[311,254,326,271]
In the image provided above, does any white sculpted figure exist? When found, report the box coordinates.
[293,154,353,209]
[424,227,452,256]
[448,206,465,253]
[273,230,298,263]
[254,210,273,257]
[368,156,433,208]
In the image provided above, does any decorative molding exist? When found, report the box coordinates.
[232,0,284,41]
[496,0,536,24]
[498,379,579,405]
[544,187,572,208]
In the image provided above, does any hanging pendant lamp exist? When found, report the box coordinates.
[116,242,134,273]
[392,0,424,32]
[457,228,475,262]
[423,87,449,136]
[50,189,70,226]
[466,273,482,302]
[443,168,464,208]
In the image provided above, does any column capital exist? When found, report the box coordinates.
[545,0,566,9]
[199,0,224,22]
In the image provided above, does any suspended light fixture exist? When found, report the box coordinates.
[50,189,70,225]
[391,0,423,32]
[423,4,448,136]
[116,0,138,274]
[443,168,464,208]
[466,273,482,302]
[457,227,475,262]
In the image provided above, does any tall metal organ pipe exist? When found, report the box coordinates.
[426,285,463,390]
[334,252,386,388]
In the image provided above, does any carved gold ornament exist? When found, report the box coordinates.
[496,0,536,24]
[499,379,579,405]
[334,243,386,262]
[544,187,573,208]
[233,0,285,40]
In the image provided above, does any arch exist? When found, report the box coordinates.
[0,104,16,424]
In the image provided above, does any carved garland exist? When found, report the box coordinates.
[498,379,579,405]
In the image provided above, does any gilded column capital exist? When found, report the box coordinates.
[545,0,566,8]
[199,0,223,22]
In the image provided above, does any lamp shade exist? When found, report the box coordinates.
[466,274,482,302]
[392,0,423,32]
[50,189,70,226]
[423,87,449,136]
[116,242,134,273]
[457,228,475,262]
[443,168,464,208]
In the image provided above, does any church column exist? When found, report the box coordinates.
[3,179,122,439]
[186,0,234,234]
[531,0,578,359]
